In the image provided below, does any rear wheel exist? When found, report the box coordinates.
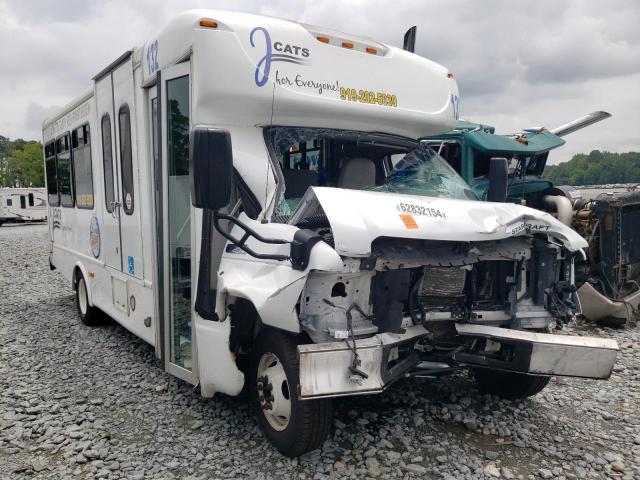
[75,272,100,326]
[249,328,333,457]
[473,368,551,399]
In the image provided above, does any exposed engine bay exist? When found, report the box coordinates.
[298,234,577,344]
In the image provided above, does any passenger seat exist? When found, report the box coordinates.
[338,157,376,189]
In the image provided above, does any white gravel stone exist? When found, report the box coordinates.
[1,224,640,480]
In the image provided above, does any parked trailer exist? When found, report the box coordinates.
[0,188,47,226]
[43,10,618,456]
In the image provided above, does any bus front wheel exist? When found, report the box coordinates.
[249,328,332,457]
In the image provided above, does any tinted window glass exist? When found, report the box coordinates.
[101,115,115,212]
[118,105,134,215]
[20,195,26,209]
[72,124,94,209]
[56,133,74,207]
[44,141,58,206]
[28,193,34,206]
[6,198,12,206]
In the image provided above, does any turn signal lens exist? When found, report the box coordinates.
[447,72,454,78]
[199,18,218,28]
[317,35,330,43]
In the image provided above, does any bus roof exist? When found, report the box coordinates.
[44,9,460,139]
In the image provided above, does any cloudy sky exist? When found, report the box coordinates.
[0,0,638,164]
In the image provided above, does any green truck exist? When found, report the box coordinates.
[423,112,640,325]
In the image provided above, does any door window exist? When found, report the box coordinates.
[167,75,191,370]
[118,105,135,215]
[44,141,58,206]
[101,115,115,212]
[72,124,94,209]
[56,134,74,207]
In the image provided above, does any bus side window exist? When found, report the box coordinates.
[118,105,134,215]
[6,198,12,206]
[20,195,26,209]
[44,140,59,206]
[72,124,94,209]
[56,133,75,207]
[101,115,115,212]
[28,193,34,207]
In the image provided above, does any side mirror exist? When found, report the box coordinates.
[190,128,233,210]
[486,157,508,202]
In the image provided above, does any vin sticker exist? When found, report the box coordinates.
[396,202,447,220]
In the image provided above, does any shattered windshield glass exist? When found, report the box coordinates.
[367,143,478,200]
[266,127,477,216]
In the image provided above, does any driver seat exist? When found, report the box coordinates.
[338,157,376,189]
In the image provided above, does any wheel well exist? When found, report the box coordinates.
[229,297,261,353]
[72,266,83,291]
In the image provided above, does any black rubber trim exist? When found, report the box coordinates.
[195,209,218,321]
[290,229,322,271]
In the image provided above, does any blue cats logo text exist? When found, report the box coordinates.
[250,27,311,87]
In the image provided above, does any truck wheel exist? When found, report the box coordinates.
[76,273,99,326]
[249,328,333,457]
[473,369,551,399]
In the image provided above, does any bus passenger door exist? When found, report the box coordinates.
[95,74,123,271]
[112,61,144,279]
[160,62,195,382]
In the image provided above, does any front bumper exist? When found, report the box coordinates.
[297,323,619,400]
[298,325,428,399]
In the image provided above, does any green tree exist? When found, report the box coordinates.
[543,151,640,186]
[0,136,44,188]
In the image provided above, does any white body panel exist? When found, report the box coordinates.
[291,187,588,257]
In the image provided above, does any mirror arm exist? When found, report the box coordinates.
[213,212,290,261]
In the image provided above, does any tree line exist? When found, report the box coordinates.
[543,150,640,186]
[0,136,44,187]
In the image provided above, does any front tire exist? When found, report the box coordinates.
[473,368,551,399]
[249,328,333,457]
[75,272,100,326]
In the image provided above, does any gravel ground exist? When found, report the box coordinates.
[1,223,639,480]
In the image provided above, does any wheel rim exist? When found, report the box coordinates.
[257,352,291,431]
[78,277,88,316]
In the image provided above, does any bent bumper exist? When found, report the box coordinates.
[454,323,618,379]
[298,325,428,399]
[297,322,619,399]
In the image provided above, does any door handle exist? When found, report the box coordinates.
[110,201,122,219]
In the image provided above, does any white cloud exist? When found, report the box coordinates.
[0,0,638,164]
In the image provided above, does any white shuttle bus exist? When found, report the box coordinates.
[0,187,47,225]
[43,10,618,456]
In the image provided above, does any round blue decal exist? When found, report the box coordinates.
[90,216,100,258]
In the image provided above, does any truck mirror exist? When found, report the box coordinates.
[190,128,233,210]
[487,157,508,202]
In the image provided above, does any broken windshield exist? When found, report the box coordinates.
[367,142,477,200]
[265,127,477,216]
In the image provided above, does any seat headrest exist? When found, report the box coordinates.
[338,157,376,190]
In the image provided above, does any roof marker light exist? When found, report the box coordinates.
[199,18,218,28]
[366,47,377,54]
[317,36,330,43]
[342,41,354,49]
